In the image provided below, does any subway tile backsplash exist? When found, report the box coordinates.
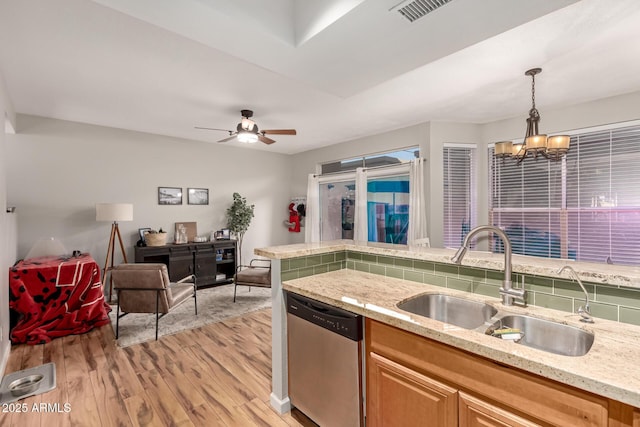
[281,250,640,326]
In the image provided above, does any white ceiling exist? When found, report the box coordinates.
[2,0,640,154]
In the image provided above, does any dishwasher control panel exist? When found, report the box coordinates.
[286,292,362,341]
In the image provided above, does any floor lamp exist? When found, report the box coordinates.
[96,203,133,302]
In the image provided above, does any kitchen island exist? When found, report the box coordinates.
[256,240,640,424]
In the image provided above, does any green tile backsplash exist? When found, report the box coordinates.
[281,251,346,281]
[280,249,640,326]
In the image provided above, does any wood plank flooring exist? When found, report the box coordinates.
[1,308,317,427]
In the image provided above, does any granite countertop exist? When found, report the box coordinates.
[257,240,640,288]
[282,268,640,407]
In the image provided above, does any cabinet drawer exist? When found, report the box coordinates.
[168,246,192,257]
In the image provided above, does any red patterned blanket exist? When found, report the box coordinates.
[9,254,111,344]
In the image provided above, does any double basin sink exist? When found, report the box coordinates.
[397,293,594,357]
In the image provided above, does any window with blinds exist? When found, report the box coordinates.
[489,124,640,265]
[443,145,475,248]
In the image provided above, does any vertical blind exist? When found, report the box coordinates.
[443,145,475,248]
[489,124,640,265]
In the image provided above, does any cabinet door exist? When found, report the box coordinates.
[367,351,457,427]
[459,392,542,427]
[168,246,193,281]
[194,245,217,282]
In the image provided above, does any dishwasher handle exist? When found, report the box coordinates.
[286,292,362,341]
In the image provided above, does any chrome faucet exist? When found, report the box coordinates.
[451,225,526,306]
[557,265,594,323]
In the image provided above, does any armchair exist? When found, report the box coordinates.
[111,263,197,340]
[233,259,271,302]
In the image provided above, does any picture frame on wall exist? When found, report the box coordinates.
[188,188,209,205]
[158,187,182,205]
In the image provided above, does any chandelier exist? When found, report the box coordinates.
[494,68,570,164]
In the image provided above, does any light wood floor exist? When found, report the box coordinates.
[1,308,317,427]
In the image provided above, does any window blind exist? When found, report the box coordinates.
[489,124,640,265]
[443,145,475,248]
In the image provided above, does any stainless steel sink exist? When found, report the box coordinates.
[397,294,498,329]
[487,315,594,357]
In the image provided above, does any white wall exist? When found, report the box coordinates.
[0,71,16,378]
[6,115,293,278]
[428,122,483,248]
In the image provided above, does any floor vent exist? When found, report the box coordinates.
[391,0,454,23]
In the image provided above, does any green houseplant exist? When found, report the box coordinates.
[226,192,254,267]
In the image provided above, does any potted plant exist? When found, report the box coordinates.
[226,192,254,266]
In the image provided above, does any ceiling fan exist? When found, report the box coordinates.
[195,109,297,145]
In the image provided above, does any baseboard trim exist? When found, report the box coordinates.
[270,392,291,414]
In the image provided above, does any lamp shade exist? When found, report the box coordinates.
[96,203,133,222]
[525,134,547,151]
[494,141,513,157]
[547,135,570,151]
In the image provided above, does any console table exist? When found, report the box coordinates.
[134,240,237,288]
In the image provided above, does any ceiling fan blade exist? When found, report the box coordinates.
[258,134,276,145]
[218,134,238,143]
[262,129,297,135]
[195,126,233,132]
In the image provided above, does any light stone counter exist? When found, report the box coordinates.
[283,268,640,407]
[256,240,640,288]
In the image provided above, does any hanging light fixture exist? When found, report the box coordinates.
[237,129,258,143]
[494,68,570,164]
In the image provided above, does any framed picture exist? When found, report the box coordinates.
[214,228,230,240]
[138,227,152,243]
[188,188,209,205]
[158,187,182,205]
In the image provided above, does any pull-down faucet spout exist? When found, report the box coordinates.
[451,225,525,306]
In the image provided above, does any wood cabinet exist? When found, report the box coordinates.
[135,240,236,287]
[458,392,542,427]
[368,351,457,427]
[366,318,613,427]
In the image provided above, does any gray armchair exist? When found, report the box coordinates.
[233,258,271,302]
[111,263,197,340]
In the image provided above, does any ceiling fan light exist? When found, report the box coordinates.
[237,130,258,143]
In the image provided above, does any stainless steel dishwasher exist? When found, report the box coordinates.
[286,292,363,427]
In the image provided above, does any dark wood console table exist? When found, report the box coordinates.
[134,240,237,288]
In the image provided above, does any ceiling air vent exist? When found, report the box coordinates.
[390,0,453,23]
